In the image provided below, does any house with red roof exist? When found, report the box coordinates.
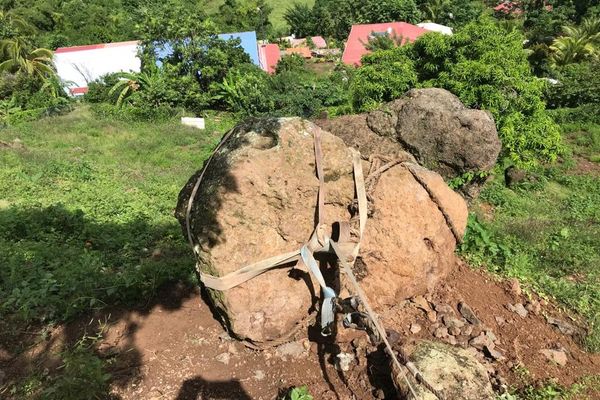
[258,43,281,74]
[285,47,312,59]
[54,40,141,95]
[341,22,429,66]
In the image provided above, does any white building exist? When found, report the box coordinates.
[417,22,453,36]
[53,40,141,96]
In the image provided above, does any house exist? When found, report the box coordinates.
[284,47,312,59]
[54,40,141,95]
[258,43,281,74]
[417,22,453,35]
[341,22,428,66]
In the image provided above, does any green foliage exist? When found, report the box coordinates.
[285,386,313,400]
[464,128,600,350]
[217,0,273,39]
[275,54,306,73]
[550,16,600,66]
[285,0,420,40]
[84,74,122,104]
[214,64,274,115]
[353,18,563,167]
[546,61,600,108]
[350,49,417,111]
[0,107,236,323]
[417,0,484,27]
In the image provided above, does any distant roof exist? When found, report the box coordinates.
[311,36,327,49]
[218,31,260,66]
[285,47,312,58]
[259,43,281,74]
[153,31,261,67]
[417,22,453,35]
[341,22,428,66]
[55,40,139,54]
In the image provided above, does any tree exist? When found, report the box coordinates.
[284,3,315,38]
[217,0,273,39]
[550,16,600,65]
[0,37,54,80]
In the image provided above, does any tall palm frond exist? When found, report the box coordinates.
[550,16,600,66]
[0,37,55,80]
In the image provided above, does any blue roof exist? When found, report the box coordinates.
[153,31,260,67]
[218,31,260,66]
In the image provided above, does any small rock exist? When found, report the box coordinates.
[508,278,522,296]
[448,326,461,336]
[507,303,528,318]
[458,302,482,325]
[462,325,474,336]
[485,330,497,343]
[495,316,506,326]
[410,323,422,334]
[335,352,355,372]
[443,315,465,330]
[540,349,567,366]
[427,310,438,323]
[546,316,576,336]
[469,333,493,351]
[216,352,230,365]
[228,343,239,354]
[275,341,306,359]
[374,389,385,399]
[446,336,457,346]
[470,324,484,338]
[526,300,541,315]
[302,340,310,350]
[219,332,233,342]
[412,295,431,311]
[484,345,505,361]
[434,303,456,315]
[434,327,449,339]
[254,370,265,381]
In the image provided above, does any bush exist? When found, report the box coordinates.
[350,18,563,167]
[214,64,274,115]
[275,54,306,74]
[84,74,122,104]
[545,62,600,109]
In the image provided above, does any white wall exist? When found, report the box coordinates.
[54,41,141,93]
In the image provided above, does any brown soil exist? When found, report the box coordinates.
[569,155,600,176]
[2,265,599,400]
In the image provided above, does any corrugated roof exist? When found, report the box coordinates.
[55,40,140,54]
[341,22,428,66]
[259,43,281,74]
[285,47,312,58]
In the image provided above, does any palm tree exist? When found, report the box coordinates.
[0,37,54,80]
[421,0,450,23]
[108,70,156,107]
[551,16,600,66]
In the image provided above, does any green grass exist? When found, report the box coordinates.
[0,106,236,322]
[463,124,600,352]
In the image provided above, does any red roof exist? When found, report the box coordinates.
[69,87,89,95]
[285,47,312,58]
[259,44,281,74]
[311,36,327,49]
[55,40,139,54]
[341,22,428,66]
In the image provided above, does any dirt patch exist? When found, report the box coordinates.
[569,156,600,176]
[2,266,599,399]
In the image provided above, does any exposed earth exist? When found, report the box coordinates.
[2,262,599,399]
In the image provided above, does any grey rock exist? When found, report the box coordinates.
[335,352,355,371]
[448,326,462,336]
[507,278,522,296]
[434,304,456,315]
[469,333,493,351]
[276,341,306,359]
[462,325,474,337]
[546,317,576,336]
[526,300,541,315]
[458,302,482,325]
[484,345,505,361]
[495,316,506,326]
[397,340,495,400]
[216,352,230,365]
[434,327,450,339]
[507,303,528,318]
[540,349,567,366]
[410,323,423,334]
[443,315,466,330]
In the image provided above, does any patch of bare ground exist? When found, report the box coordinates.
[2,264,599,399]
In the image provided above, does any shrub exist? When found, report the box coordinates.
[350,48,417,111]
[351,18,563,167]
[545,61,600,109]
[214,64,274,115]
[84,73,122,104]
[275,54,306,74]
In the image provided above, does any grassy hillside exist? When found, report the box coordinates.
[0,107,236,322]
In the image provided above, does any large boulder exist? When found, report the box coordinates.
[176,118,467,344]
[396,340,495,400]
[317,88,501,181]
